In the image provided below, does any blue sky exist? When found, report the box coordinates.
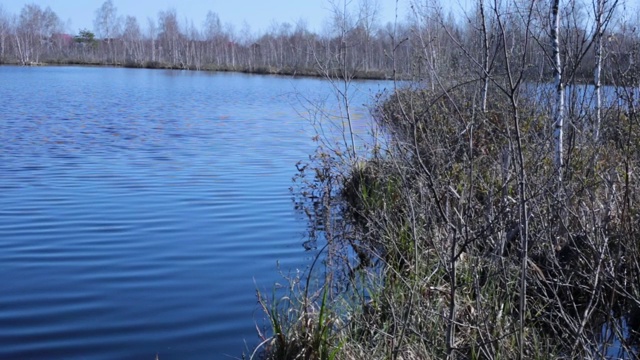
[2,0,411,35]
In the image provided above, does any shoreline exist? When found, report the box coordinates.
[0,59,399,81]
[1,59,625,85]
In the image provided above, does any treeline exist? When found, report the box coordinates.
[0,0,404,78]
[1,0,639,81]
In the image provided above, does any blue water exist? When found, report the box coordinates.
[0,66,387,359]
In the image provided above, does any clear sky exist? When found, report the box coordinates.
[1,0,411,35]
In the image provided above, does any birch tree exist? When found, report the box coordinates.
[593,0,619,141]
[94,0,119,63]
[122,16,142,64]
[158,9,181,65]
[204,11,222,65]
[0,5,9,62]
[551,0,564,173]
[147,17,157,63]
[478,0,492,113]
[14,4,61,64]
[594,0,604,142]
[357,0,380,71]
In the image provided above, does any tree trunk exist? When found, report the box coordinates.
[593,0,604,142]
[551,0,564,175]
[479,0,490,113]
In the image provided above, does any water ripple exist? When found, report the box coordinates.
[0,65,385,359]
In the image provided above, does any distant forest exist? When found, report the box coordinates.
[0,0,638,80]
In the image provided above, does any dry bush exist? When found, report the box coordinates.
[255,77,640,359]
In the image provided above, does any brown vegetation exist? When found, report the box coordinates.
[253,0,640,359]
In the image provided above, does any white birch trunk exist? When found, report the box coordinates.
[594,0,603,142]
[479,0,490,113]
[551,0,564,174]
[14,33,24,64]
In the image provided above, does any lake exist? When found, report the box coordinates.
[0,66,388,359]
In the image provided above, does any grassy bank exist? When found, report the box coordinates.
[252,79,640,359]
[0,59,396,80]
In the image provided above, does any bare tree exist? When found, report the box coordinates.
[0,5,9,62]
[147,17,157,63]
[551,0,564,174]
[204,11,222,66]
[593,0,604,142]
[158,9,182,65]
[184,19,202,70]
[14,4,61,64]
[224,23,237,68]
[94,0,119,63]
[357,0,381,71]
[478,0,492,112]
[409,0,451,89]
[122,16,143,65]
[326,0,358,160]
[593,0,619,141]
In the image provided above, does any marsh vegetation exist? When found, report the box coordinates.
[252,0,640,359]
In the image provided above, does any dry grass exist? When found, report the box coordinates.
[252,72,640,359]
